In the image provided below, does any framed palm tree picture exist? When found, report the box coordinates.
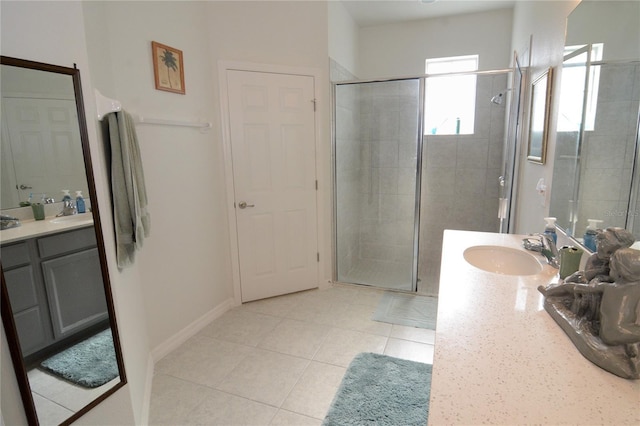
[152,41,185,94]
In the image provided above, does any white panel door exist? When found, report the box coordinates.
[227,70,318,302]
[3,98,87,203]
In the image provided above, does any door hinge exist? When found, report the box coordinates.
[311,98,317,111]
[315,180,318,190]
[317,252,320,262]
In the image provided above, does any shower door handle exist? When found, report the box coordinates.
[238,201,255,209]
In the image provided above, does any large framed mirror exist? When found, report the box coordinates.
[549,0,640,247]
[0,56,126,425]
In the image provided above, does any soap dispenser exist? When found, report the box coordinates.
[75,190,86,213]
[61,189,72,202]
[583,219,603,252]
[543,217,557,245]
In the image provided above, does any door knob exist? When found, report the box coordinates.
[18,184,33,190]
[238,201,255,209]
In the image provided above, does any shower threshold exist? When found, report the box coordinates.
[339,258,413,291]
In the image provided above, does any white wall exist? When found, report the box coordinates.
[328,0,360,77]
[83,0,235,354]
[357,8,514,79]
[0,1,143,424]
[566,0,640,61]
[205,0,332,284]
[510,0,580,234]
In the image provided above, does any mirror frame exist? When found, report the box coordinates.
[0,56,127,426]
[527,67,553,164]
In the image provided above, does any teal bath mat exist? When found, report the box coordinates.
[372,291,438,329]
[40,328,118,388]
[323,352,432,426]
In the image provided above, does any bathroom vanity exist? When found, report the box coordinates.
[1,216,106,360]
[429,230,639,424]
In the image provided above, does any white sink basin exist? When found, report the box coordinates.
[49,214,93,225]
[463,245,543,276]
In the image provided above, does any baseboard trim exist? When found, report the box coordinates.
[150,297,237,363]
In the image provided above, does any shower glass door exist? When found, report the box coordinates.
[334,78,422,291]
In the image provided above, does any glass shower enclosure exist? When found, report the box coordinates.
[333,70,516,294]
[333,78,423,292]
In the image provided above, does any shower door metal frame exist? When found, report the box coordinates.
[331,69,514,292]
[412,79,426,290]
[501,52,525,233]
[331,77,424,292]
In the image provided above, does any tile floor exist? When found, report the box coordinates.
[150,284,436,425]
[28,369,119,426]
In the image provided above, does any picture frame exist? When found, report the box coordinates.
[151,41,185,95]
[527,67,553,164]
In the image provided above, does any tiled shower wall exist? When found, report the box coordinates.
[418,73,508,296]
[335,84,362,280]
[550,63,640,238]
[332,59,361,281]
[576,63,640,234]
[550,130,581,231]
[357,80,420,274]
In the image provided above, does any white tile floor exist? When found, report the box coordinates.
[150,284,435,425]
[27,368,119,426]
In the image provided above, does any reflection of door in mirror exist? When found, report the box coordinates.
[0,56,126,426]
[0,64,88,209]
[2,98,88,208]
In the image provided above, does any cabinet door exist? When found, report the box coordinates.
[41,248,108,339]
[4,266,50,356]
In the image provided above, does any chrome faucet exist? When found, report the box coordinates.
[57,200,78,217]
[523,233,559,269]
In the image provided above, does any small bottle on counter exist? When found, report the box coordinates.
[543,217,557,245]
[75,190,86,213]
[61,189,72,202]
[583,219,603,252]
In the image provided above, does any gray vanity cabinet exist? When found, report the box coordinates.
[39,227,108,340]
[2,241,51,356]
[1,226,107,357]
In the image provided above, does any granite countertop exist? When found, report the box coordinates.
[0,213,94,244]
[429,230,639,425]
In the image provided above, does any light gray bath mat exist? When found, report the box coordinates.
[40,329,118,388]
[322,352,431,426]
[372,292,438,329]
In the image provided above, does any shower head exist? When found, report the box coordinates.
[490,93,504,105]
[490,88,512,105]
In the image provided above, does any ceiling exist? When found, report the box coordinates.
[341,0,517,27]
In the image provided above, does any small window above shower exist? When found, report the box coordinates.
[424,55,478,136]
